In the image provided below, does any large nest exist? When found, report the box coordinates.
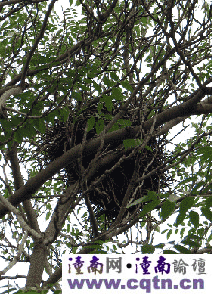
[38,101,170,221]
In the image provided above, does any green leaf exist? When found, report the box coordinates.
[13,290,49,294]
[120,80,133,91]
[102,95,113,112]
[103,76,114,87]
[25,123,37,139]
[127,191,157,208]
[118,119,132,128]
[127,195,149,208]
[95,119,104,134]
[59,107,70,122]
[87,116,95,132]
[161,200,176,221]
[181,234,201,248]
[14,129,24,143]
[138,197,160,218]
[123,138,140,149]
[179,197,195,213]
[111,87,124,101]
[141,244,155,253]
[180,227,185,238]
[113,244,117,251]
[72,91,82,101]
[201,207,212,222]
[141,16,148,25]
[175,211,186,226]
[97,102,103,113]
[45,211,51,221]
[33,118,46,134]
[178,176,197,186]
[174,244,190,253]
[93,81,101,92]
[83,244,107,254]
[197,146,212,161]
[189,211,199,228]
[155,243,165,249]
[67,223,70,233]
[145,145,153,152]
[201,197,212,221]
[110,72,119,81]
[175,197,195,226]
[163,250,177,254]
[167,229,172,239]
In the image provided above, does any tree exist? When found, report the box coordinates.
[1,0,212,292]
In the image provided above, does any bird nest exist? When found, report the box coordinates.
[38,101,170,222]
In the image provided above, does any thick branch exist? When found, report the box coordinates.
[25,241,47,288]
[7,142,41,235]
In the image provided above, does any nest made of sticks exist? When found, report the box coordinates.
[38,100,170,221]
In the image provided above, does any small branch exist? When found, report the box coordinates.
[0,193,42,239]
[0,232,28,276]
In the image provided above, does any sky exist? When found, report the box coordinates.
[0,0,211,292]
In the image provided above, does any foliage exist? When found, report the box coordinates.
[0,0,212,292]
